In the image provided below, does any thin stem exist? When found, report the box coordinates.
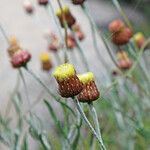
[19,69,31,112]
[56,0,68,63]
[73,97,106,150]
[47,1,64,44]
[89,103,106,150]
[24,67,76,117]
[71,30,90,71]
[111,0,133,29]
[81,4,119,69]
[81,5,110,73]
[0,24,9,44]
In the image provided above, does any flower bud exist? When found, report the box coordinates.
[23,0,34,14]
[53,63,83,98]
[117,51,132,70]
[109,19,125,33]
[40,52,53,71]
[11,50,31,68]
[38,0,48,6]
[72,0,86,5]
[67,34,76,49]
[112,27,132,45]
[77,72,99,103]
[133,32,147,49]
[76,31,85,41]
[56,6,76,28]
[118,59,132,70]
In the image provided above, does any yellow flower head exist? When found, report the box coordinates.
[78,72,94,84]
[53,63,75,81]
[134,32,144,41]
[56,5,69,16]
[63,6,69,13]
[40,52,50,63]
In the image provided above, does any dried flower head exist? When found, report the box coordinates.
[53,63,83,98]
[77,72,100,103]
[133,32,147,49]
[109,19,125,34]
[72,0,86,5]
[23,0,34,14]
[40,52,52,71]
[56,6,76,28]
[117,51,132,70]
[112,27,132,45]
[38,0,48,6]
[11,50,31,68]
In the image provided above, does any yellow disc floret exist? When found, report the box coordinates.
[134,32,144,41]
[78,72,94,84]
[63,6,69,13]
[40,52,50,63]
[53,63,75,81]
[56,8,62,17]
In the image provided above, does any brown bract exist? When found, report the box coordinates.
[57,75,83,98]
[77,81,99,103]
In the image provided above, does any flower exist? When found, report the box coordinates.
[56,6,76,28]
[71,0,86,5]
[23,0,34,14]
[77,72,100,103]
[109,20,132,45]
[109,19,125,33]
[133,32,147,49]
[112,27,132,45]
[40,52,52,71]
[38,0,48,6]
[67,34,76,49]
[117,51,132,70]
[53,63,83,98]
[11,50,31,68]
[48,33,61,52]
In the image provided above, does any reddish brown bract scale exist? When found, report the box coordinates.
[77,81,99,103]
[57,75,83,98]
[11,50,31,68]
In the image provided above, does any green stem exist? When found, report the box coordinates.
[81,5,110,73]
[81,4,119,69]
[89,103,106,150]
[73,97,106,150]
[111,0,133,29]
[24,67,76,117]
[71,30,90,71]
[0,24,9,44]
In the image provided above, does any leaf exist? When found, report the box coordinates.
[44,100,67,139]
[27,113,42,140]
[22,134,28,150]
[40,132,52,150]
